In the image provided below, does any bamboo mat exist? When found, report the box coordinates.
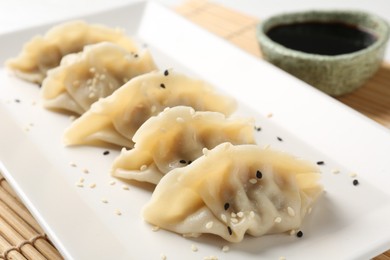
[0,0,389,259]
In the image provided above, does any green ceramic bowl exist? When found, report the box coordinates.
[257,10,390,96]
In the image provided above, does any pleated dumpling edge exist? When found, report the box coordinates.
[143,142,323,243]
[63,70,237,148]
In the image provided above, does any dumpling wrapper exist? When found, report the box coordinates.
[143,142,323,243]
[5,20,137,84]
[63,70,237,148]
[41,42,157,115]
[112,106,255,184]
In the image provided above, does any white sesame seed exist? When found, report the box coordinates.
[221,214,227,223]
[263,144,271,149]
[69,162,77,167]
[101,198,108,203]
[249,211,255,218]
[332,169,340,174]
[75,182,84,188]
[82,168,89,174]
[69,115,76,122]
[205,221,214,229]
[279,256,286,260]
[121,147,127,153]
[287,207,295,217]
[151,226,160,232]
[109,180,116,185]
[231,218,238,224]
[267,113,273,118]
[115,209,122,216]
[151,105,157,113]
[160,253,167,260]
[89,67,96,73]
[204,255,218,260]
[274,217,282,223]
[231,212,237,218]
[237,212,244,218]
[79,177,85,183]
[72,80,80,87]
[249,178,258,184]
[89,183,96,189]
[202,148,209,156]
[189,108,195,115]
[289,229,296,236]
[99,74,106,80]
[92,78,98,86]
[163,107,170,112]
[222,142,231,150]
[222,245,230,252]
[191,244,198,252]
[349,172,357,178]
[140,165,147,171]
[88,92,95,98]
[122,185,129,190]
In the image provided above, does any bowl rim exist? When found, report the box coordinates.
[256,9,390,61]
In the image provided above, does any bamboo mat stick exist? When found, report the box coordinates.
[0,177,19,201]
[0,200,62,260]
[0,234,27,260]
[0,216,46,260]
[0,187,43,234]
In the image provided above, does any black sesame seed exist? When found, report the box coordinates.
[353,179,359,186]
[224,203,230,211]
[103,150,110,155]
[296,231,303,238]
[14,99,20,103]
[164,70,169,76]
[179,159,186,164]
[134,54,138,58]
[254,126,261,132]
[256,170,263,179]
[277,136,283,141]
[227,226,232,235]
[160,83,166,89]
[187,160,192,165]
[316,161,325,165]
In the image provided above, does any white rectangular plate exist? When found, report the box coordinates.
[1,2,390,259]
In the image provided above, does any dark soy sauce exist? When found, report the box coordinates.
[266,22,377,55]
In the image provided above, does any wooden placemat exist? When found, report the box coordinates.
[0,1,389,259]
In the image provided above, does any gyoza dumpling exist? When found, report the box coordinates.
[41,42,157,115]
[63,70,236,148]
[143,143,323,243]
[6,20,137,84]
[112,106,255,184]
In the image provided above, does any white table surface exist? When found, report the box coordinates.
[0,0,389,61]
